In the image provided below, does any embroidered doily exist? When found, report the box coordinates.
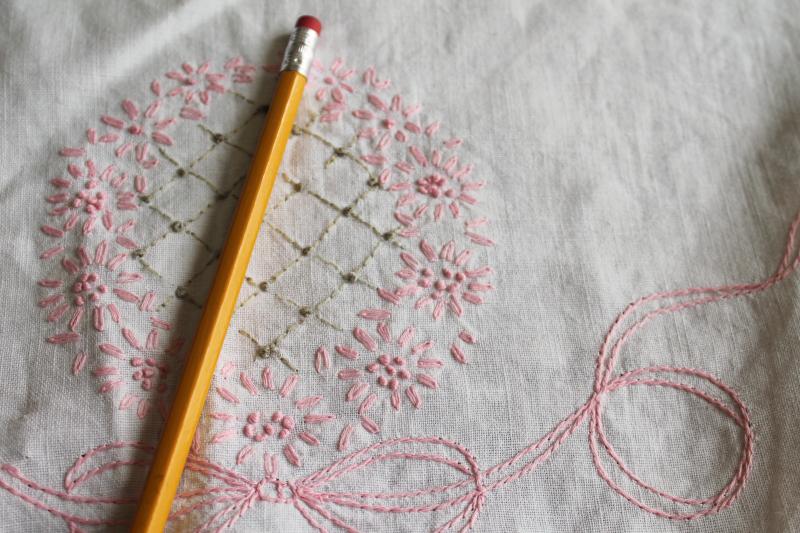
[3,3,800,532]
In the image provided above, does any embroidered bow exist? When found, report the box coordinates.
[4,212,799,531]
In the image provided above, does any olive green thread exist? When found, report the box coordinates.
[124,92,409,368]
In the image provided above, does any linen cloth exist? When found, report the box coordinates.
[0,0,799,531]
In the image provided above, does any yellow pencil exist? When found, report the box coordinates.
[131,16,322,532]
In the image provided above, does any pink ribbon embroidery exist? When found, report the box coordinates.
[4,210,800,531]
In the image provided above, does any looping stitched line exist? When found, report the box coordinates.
[3,211,796,529]
[253,209,798,531]
[15,52,800,531]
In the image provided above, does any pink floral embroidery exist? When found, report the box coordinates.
[38,56,497,453]
[332,322,442,426]
[315,57,356,123]
[45,162,138,236]
[38,58,261,419]
[39,242,140,336]
[116,336,182,420]
[211,368,335,467]
[162,61,224,105]
[128,354,171,394]
[32,54,503,527]
[223,56,259,84]
[353,92,422,151]
[382,239,493,320]
[39,242,181,418]
[100,98,176,169]
[14,52,783,532]
[400,153,486,221]
[390,145,483,228]
[158,58,257,105]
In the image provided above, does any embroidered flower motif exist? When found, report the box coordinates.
[223,56,259,85]
[45,162,140,236]
[389,146,483,231]
[38,54,499,484]
[162,61,227,105]
[39,241,149,337]
[315,58,356,123]
[98,97,181,169]
[353,93,422,152]
[114,333,182,420]
[39,242,179,418]
[331,322,443,430]
[128,354,170,394]
[380,239,494,320]
[211,368,334,467]
[361,66,392,90]
[160,58,256,106]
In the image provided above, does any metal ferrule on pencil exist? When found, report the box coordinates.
[280,26,318,77]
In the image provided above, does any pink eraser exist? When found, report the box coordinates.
[295,15,322,35]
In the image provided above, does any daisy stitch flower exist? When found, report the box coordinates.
[331,321,443,429]
[382,239,494,320]
[163,61,228,105]
[352,92,422,151]
[114,333,182,420]
[210,368,335,467]
[102,326,183,420]
[39,241,151,338]
[128,354,170,394]
[99,97,181,169]
[39,242,180,418]
[390,146,484,229]
[45,162,140,236]
[315,58,356,123]
[223,57,258,84]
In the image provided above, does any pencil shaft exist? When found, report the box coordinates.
[131,70,307,533]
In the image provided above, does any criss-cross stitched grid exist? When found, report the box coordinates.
[3,38,785,531]
[20,51,511,531]
[130,89,409,370]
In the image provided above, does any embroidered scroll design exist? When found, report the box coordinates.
[5,203,796,529]
[12,47,776,532]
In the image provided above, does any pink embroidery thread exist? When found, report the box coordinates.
[315,58,356,123]
[322,321,460,435]
[18,52,778,532]
[38,57,264,416]
[384,239,493,320]
[108,209,800,527]
[210,366,335,468]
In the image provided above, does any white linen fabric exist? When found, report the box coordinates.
[0,1,799,531]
